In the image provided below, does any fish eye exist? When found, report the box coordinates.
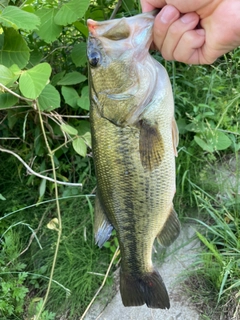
[88,51,101,68]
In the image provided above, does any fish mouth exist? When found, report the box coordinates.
[87,10,158,43]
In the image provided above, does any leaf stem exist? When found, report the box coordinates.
[34,100,63,320]
[0,83,33,102]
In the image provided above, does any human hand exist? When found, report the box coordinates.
[140,0,240,64]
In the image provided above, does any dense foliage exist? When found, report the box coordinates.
[0,0,239,319]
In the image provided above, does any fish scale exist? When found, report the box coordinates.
[87,11,181,309]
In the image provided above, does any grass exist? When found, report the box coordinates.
[182,154,240,319]
[0,155,116,319]
[158,49,240,318]
[1,189,115,319]
[28,197,111,318]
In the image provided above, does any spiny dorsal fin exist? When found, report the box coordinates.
[172,117,179,157]
[94,193,113,248]
[139,119,164,171]
[157,206,181,247]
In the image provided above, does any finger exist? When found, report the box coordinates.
[165,0,211,13]
[152,5,180,51]
[155,11,201,60]
[172,29,207,64]
[140,0,167,12]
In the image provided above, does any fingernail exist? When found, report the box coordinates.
[160,6,178,24]
[196,29,205,36]
[180,13,196,24]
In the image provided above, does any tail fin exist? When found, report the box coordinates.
[120,269,170,309]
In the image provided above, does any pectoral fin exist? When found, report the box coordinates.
[94,193,113,248]
[139,119,164,171]
[157,206,181,247]
[172,117,179,157]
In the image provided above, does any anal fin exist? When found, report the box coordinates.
[94,192,113,248]
[139,119,164,171]
[157,206,181,247]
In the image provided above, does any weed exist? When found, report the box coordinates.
[0,230,29,318]
[187,177,240,318]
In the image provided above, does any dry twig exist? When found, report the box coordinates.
[110,0,122,19]
[0,146,82,187]
[79,246,120,320]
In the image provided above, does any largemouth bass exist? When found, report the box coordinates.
[87,11,180,309]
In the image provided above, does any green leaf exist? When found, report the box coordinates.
[72,136,87,157]
[71,43,87,67]
[122,0,135,11]
[61,124,78,136]
[0,28,30,68]
[57,71,86,85]
[29,49,43,67]
[213,131,232,151]
[38,84,60,111]
[76,120,90,136]
[0,6,40,31]
[0,194,6,200]
[0,65,15,85]
[185,121,206,133]
[103,241,110,248]
[0,64,20,87]
[9,64,21,76]
[89,9,105,21]
[77,86,89,110]
[54,0,90,26]
[82,131,91,148]
[0,0,8,7]
[194,135,214,152]
[73,21,88,37]
[176,117,187,134]
[7,109,17,129]
[39,179,46,198]
[76,121,91,146]
[35,8,62,43]
[0,93,18,109]
[51,71,65,86]
[19,63,52,99]
[197,130,233,152]
[61,86,79,108]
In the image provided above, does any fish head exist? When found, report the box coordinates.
[87,11,156,65]
[87,11,159,126]
[87,12,156,92]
